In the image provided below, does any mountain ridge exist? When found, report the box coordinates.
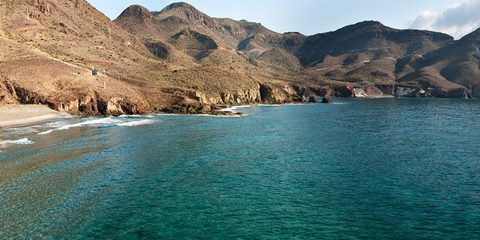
[1,1,479,116]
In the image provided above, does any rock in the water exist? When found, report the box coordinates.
[321,97,332,103]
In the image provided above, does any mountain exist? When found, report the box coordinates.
[291,21,468,97]
[297,21,452,66]
[396,28,480,98]
[2,1,480,116]
[115,3,468,98]
[0,1,289,115]
[113,3,297,73]
[0,0,155,115]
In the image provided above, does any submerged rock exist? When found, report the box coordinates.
[321,97,332,103]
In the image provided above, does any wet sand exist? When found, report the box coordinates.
[0,104,69,128]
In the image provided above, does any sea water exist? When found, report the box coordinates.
[0,98,479,239]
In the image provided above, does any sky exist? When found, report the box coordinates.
[86,0,480,39]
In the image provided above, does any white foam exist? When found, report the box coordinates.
[118,114,143,118]
[38,129,54,135]
[155,113,178,116]
[1,138,34,146]
[37,117,156,134]
[234,105,252,109]
[38,117,122,135]
[219,105,252,113]
[5,126,39,135]
[219,107,238,112]
[116,119,155,127]
[59,117,121,129]
[213,114,245,118]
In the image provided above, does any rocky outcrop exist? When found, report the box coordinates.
[1,78,148,115]
[160,82,291,113]
[160,102,213,114]
[0,79,21,104]
[394,85,424,98]
[145,41,171,59]
[0,78,46,105]
[392,84,471,98]
[375,84,395,96]
[308,96,317,103]
[259,83,291,103]
[430,87,471,98]
[321,97,332,103]
[50,93,149,116]
[220,88,262,105]
[361,84,385,96]
[333,85,355,97]
[352,85,385,98]
[120,5,155,21]
[35,0,51,15]
[285,84,334,99]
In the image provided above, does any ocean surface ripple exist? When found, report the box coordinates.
[1,98,479,239]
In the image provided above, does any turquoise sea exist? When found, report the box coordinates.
[1,98,479,239]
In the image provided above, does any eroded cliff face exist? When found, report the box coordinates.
[0,78,149,115]
[1,78,26,104]
[159,82,291,114]
[281,82,472,99]
[393,84,471,98]
[49,94,149,116]
[5,73,473,117]
[1,78,46,105]
[280,83,387,99]
[0,77,293,116]
[259,83,291,103]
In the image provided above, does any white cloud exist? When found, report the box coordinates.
[408,10,440,30]
[408,0,480,39]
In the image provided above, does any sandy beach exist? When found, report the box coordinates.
[0,104,69,128]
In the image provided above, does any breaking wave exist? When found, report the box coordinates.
[0,138,34,146]
[116,119,155,127]
[38,117,156,135]
[218,105,252,113]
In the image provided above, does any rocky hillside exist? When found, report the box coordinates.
[0,1,290,115]
[0,0,154,115]
[2,1,480,116]
[115,3,473,99]
[396,28,480,98]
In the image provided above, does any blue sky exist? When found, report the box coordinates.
[86,0,480,39]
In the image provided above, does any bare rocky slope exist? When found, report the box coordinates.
[1,1,480,116]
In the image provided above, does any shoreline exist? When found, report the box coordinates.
[0,97,395,129]
[0,104,69,129]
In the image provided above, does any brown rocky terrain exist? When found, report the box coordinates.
[1,1,480,116]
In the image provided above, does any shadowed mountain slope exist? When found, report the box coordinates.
[296,21,453,66]
[399,28,480,97]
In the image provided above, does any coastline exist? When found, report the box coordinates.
[0,104,69,129]
[0,97,386,129]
